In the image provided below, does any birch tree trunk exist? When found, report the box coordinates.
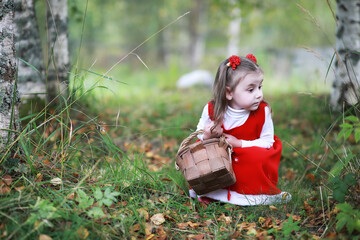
[46,0,69,103]
[14,0,45,99]
[330,0,360,110]
[0,0,21,150]
[227,1,241,56]
[188,0,206,69]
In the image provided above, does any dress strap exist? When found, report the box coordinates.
[208,100,215,121]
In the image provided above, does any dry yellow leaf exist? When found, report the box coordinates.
[39,234,52,240]
[77,227,89,239]
[269,205,278,211]
[50,177,62,185]
[2,175,12,186]
[150,213,165,225]
[137,208,149,221]
[35,173,43,182]
[258,217,266,224]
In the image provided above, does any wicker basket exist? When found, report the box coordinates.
[176,130,235,195]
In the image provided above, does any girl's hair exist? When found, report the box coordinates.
[212,56,263,126]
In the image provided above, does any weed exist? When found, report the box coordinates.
[25,197,61,229]
[335,203,360,234]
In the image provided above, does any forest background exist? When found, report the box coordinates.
[1,0,360,239]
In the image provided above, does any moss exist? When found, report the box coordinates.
[349,52,360,66]
[0,84,20,114]
[0,1,15,20]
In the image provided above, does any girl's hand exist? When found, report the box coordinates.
[223,133,242,148]
[203,121,223,140]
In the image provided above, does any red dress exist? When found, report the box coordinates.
[208,101,283,198]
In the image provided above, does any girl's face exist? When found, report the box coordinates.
[226,71,264,111]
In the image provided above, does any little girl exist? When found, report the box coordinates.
[191,54,291,206]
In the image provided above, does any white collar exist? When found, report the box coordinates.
[227,105,249,115]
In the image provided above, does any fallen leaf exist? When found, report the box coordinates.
[286,213,301,221]
[188,222,199,229]
[145,234,155,240]
[237,222,257,231]
[158,197,168,204]
[50,177,62,185]
[145,222,153,236]
[261,217,274,229]
[269,205,278,211]
[77,227,89,239]
[306,173,315,181]
[285,168,297,180]
[203,219,213,226]
[156,226,167,239]
[163,139,177,151]
[67,192,75,200]
[132,223,141,232]
[177,222,189,229]
[304,201,314,214]
[15,186,25,191]
[0,223,6,238]
[137,208,149,221]
[151,213,165,225]
[0,186,10,195]
[2,175,12,186]
[258,217,266,225]
[145,151,155,158]
[247,227,258,236]
[35,173,43,182]
[187,234,205,240]
[217,213,232,224]
[164,213,176,222]
[42,159,52,166]
[39,234,52,240]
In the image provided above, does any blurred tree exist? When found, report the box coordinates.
[227,0,241,56]
[0,0,21,150]
[330,0,360,110]
[14,0,45,99]
[66,0,334,71]
[46,0,70,103]
[188,0,207,69]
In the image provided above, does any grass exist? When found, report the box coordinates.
[0,66,359,239]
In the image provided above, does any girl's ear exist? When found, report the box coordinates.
[226,87,233,101]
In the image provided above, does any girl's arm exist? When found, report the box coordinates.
[196,104,223,140]
[241,107,275,148]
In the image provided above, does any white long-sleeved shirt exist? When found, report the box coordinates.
[196,104,275,148]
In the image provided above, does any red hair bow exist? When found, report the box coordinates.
[246,54,257,64]
[227,55,241,70]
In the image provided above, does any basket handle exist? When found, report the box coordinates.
[175,129,204,170]
[177,129,204,155]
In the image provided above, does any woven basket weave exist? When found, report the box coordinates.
[176,130,236,195]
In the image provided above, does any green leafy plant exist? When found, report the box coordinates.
[335,203,360,234]
[25,197,61,228]
[282,216,301,236]
[338,115,360,142]
[330,173,357,203]
[76,187,120,219]
[77,189,94,209]
[93,187,120,207]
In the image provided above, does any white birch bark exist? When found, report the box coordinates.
[14,0,45,99]
[188,0,206,69]
[227,1,241,56]
[46,0,69,102]
[0,0,21,149]
[330,0,360,110]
